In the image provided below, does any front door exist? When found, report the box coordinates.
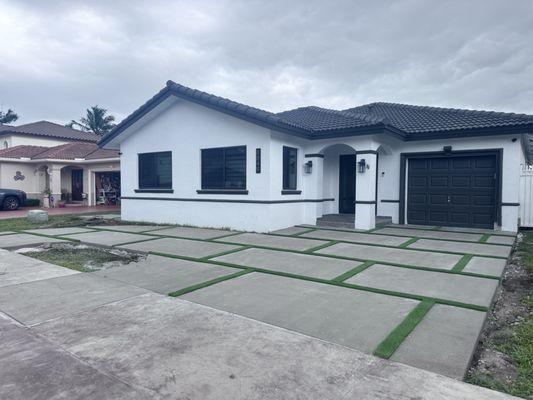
[339,154,356,214]
[71,169,83,201]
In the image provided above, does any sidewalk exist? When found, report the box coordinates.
[0,205,120,220]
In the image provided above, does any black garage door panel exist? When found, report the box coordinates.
[407,155,496,229]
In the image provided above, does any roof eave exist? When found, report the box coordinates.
[403,124,533,141]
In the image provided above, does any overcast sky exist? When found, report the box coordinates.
[1,0,533,125]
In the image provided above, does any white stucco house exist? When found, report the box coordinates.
[0,121,120,206]
[99,81,533,233]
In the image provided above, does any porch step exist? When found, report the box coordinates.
[315,214,392,230]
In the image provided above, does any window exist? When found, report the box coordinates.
[201,146,246,190]
[282,146,298,190]
[138,151,172,190]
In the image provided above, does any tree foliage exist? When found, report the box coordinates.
[0,109,19,124]
[67,105,116,135]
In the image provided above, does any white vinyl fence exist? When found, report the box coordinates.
[519,164,533,227]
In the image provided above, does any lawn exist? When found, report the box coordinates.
[23,243,143,272]
[0,212,121,232]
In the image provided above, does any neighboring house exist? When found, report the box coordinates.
[99,81,533,232]
[0,121,120,206]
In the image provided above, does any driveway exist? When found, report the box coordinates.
[0,223,517,399]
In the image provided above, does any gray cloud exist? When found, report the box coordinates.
[1,0,532,125]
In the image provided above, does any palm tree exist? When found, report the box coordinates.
[67,106,116,135]
[0,109,19,124]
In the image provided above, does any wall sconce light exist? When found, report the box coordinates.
[443,145,452,154]
[358,159,369,173]
[304,160,313,174]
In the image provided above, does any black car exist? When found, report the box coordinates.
[0,189,27,211]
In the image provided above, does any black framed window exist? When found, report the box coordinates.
[138,151,172,189]
[283,146,297,190]
[201,146,246,189]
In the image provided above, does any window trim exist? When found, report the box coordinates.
[282,146,298,191]
[200,145,247,191]
[137,151,173,190]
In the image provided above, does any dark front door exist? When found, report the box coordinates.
[339,154,357,214]
[407,154,497,228]
[71,169,83,201]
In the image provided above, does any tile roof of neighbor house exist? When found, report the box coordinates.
[99,80,533,147]
[0,121,100,142]
[0,142,119,161]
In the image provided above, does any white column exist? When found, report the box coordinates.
[355,153,377,230]
[302,155,324,223]
[48,164,64,207]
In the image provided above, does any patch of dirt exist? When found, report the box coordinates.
[467,232,532,390]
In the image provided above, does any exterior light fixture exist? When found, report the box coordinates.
[304,160,313,174]
[443,145,452,154]
[358,159,369,173]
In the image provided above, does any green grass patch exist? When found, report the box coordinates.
[491,319,533,398]
[331,261,375,282]
[452,254,474,272]
[168,269,253,297]
[374,300,435,359]
[398,237,419,248]
[23,244,141,272]
[479,233,490,243]
[518,231,533,273]
[0,212,117,232]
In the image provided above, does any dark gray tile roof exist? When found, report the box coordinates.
[0,121,99,142]
[100,81,533,148]
[344,102,533,135]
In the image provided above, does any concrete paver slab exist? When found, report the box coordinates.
[151,226,234,239]
[183,272,418,353]
[317,242,462,270]
[0,233,67,249]
[300,229,409,246]
[0,252,78,287]
[213,248,361,280]
[216,232,328,251]
[63,231,154,246]
[444,227,516,236]
[96,224,169,233]
[0,274,148,325]
[486,235,515,245]
[23,227,96,236]
[94,254,237,293]
[409,238,512,258]
[346,264,499,307]
[32,293,513,400]
[120,237,243,258]
[463,257,507,277]
[0,315,148,400]
[271,226,314,235]
[391,304,487,379]
[374,227,483,242]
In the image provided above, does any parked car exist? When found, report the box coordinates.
[0,189,27,211]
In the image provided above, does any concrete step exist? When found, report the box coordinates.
[316,220,355,229]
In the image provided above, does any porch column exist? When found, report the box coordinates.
[354,152,377,230]
[303,154,324,223]
[48,164,64,207]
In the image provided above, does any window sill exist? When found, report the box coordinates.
[196,189,249,195]
[281,190,302,195]
[134,189,174,193]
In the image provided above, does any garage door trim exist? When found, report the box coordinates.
[399,148,503,227]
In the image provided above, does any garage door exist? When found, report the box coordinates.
[407,154,497,229]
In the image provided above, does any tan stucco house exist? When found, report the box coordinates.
[0,121,120,206]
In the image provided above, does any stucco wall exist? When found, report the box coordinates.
[3,134,70,148]
[0,162,43,197]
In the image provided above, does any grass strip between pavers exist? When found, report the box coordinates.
[22,231,81,243]
[152,250,490,312]
[201,246,251,260]
[374,300,435,359]
[452,254,475,273]
[304,240,339,253]
[479,234,490,243]
[168,269,254,297]
[399,237,420,248]
[331,261,375,282]
[112,236,163,247]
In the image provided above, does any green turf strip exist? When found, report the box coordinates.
[168,269,253,297]
[304,240,339,253]
[398,237,419,248]
[374,300,435,359]
[201,246,251,260]
[479,234,490,243]
[331,261,375,282]
[452,254,474,272]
